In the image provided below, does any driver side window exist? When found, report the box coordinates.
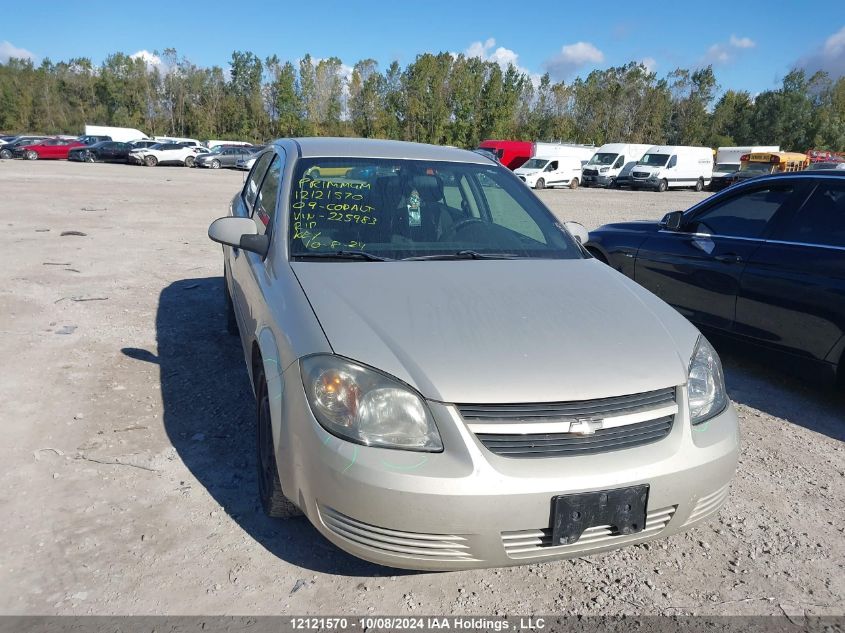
[687,185,795,239]
[546,161,558,172]
[667,156,677,169]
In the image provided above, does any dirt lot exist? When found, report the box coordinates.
[1,160,843,616]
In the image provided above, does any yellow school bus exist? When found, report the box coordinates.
[732,151,809,184]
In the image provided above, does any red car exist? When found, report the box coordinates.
[15,138,85,160]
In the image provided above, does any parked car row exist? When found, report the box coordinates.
[0,132,265,169]
[478,139,843,193]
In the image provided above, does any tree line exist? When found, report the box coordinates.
[1,48,844,151]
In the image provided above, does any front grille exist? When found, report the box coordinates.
[318,505,478,562]
[632,171,650,179]
[460,387,676,458]
[475,416,672,457]
[582,168,597,176]
[502,506,676,558]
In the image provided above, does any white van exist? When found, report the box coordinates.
[582,143,653,188]
[710,145,779,190]
[630,145,714,192]
[84,125,148,143]
[514,143,595,189]
[514,155,585,189]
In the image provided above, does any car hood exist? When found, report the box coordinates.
[291,259,697,403]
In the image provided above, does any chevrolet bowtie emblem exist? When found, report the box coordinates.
[569,418,600,435]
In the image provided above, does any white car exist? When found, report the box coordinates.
[128,142,199,167]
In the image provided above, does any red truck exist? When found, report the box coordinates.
[477,139,533,170]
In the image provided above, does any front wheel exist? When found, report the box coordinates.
[144,155,158,167]
[534,178,545,190]
[184,155,195,168]
[211,159,221,169]
[657,179,668,193]
[569,177,579,190]
[0,149,11,159]
[694,177,704,192]
[85,153,95,163]
[256,366,302,518]
[25,150,38,160]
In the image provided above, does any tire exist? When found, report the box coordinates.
[211,159,221,169]
[569,177,579,190]
[694,177,704,192]
[657,179,668,193]
[0,149,10,159]
[85,153,95,163]
[25,150,38,161]
[256,366,302,518]
[144,155,158,167]
[534,178,545,190]
[184,155,195,168]
[224,273,238,336]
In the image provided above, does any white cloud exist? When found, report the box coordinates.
[543,41,604,81]
[701,35,756,66]
[798,25,845,79]
[0,40,36,64]
[640,57,657,72]
[462,37,540,84]
[130,49,162,67]
[730,35,755,49]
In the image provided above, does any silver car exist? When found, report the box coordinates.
[208,138,739,570]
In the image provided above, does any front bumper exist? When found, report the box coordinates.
[582,173,613,187]
[276,362,740,570]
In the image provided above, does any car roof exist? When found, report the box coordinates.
[742,171,845,183]
[282,137,490,164]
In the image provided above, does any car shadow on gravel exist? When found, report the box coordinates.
[716,342,845,442]
[122,277,413,577]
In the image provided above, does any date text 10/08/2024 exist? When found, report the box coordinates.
[289,617,547,631]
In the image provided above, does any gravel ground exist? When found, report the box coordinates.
[0,160,842,616]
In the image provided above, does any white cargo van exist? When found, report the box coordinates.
[84,125,148,142]
[582,143,653,188]
[710,145,779,190]
[513,143,595,189]
[630,145,714,192]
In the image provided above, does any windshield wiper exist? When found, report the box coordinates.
[293,250,394,262]
[402,250,523,261]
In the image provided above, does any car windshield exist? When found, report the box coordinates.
[714,163,739,172]
[587,153,619,166]
[288,158,581,261]
[638,154,670,166]
[521,159,548,170]
[740,162,773,173]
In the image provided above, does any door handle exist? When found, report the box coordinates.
[714,254,742,263]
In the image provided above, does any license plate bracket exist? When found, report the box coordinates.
[551,485,649,546]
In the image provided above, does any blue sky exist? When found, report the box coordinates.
[2,1,844,95]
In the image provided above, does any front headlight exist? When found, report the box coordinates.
[300,355,442,452]
[687,336,727,424]
[599,167,609,173]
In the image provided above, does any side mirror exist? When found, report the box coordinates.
[660,210,684,231]
[563,221,590,244]
[208,216,269,257]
